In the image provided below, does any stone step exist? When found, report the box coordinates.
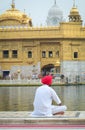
[0,111,85,125]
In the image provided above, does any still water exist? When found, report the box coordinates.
[0,85,85,111]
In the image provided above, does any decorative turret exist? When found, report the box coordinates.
[68,0,82,22]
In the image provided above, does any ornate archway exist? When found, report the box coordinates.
[41,64,54,76]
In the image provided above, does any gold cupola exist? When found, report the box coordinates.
[68,0,82,23]
[0,0,32,27]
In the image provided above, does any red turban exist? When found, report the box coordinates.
[41,75,53,85]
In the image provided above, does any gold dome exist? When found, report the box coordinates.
[70,7,79,15]
[0,3,32,26]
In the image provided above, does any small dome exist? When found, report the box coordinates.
[68,5,82,23]
[46,0,63,26]
[0,3,32,27]
[70,7,79,15]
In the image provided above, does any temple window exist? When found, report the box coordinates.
[28,51,32,58]
[42,51,46,58]
[74,52,78,58]
[3,50,9,58]
[12,50,17,58]
[56,51,59,57]
[49,51,53,58]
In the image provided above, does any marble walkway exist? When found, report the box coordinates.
[0,111,85,125]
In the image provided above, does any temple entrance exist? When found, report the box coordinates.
[41,64,60,76]
[3,71,10,79]
[41,64,54,76]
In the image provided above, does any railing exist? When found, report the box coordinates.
[0,78,61,85]
[0,76,85,85]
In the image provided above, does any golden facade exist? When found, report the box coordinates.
[0,1,85,80]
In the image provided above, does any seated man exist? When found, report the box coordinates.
[31,75,67,117]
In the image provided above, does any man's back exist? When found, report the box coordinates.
[31,75,67,116]
[32,84,61,116]
[34,85,52,106]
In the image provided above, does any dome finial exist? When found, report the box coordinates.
[73,0,75,7]
[54,0,56,5]
[24,9,25,14]
[11,0,15,9]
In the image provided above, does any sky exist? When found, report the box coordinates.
[0,0,85,26]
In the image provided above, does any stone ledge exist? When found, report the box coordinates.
[0,111,85,125]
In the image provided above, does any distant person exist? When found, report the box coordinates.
[31,75,67,117]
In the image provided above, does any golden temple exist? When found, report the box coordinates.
[0,0,85,81]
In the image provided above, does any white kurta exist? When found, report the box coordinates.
[31,85,67,117]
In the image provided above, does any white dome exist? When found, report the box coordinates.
[46,1,63,26]
[48,4,63,18]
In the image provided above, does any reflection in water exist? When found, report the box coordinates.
[0,85,85,111]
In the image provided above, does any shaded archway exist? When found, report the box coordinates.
[41,64,54,76]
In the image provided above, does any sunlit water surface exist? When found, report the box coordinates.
[0,85,85,111]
